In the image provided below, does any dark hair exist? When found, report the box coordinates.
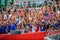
[50,25,54,28]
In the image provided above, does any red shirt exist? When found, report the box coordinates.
[35,25,40,32]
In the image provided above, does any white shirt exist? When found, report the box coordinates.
[4,14,7,19]
[29,17,32,21]
[32,26,36,32]
[9,14,12,18]
[57,10,60,14]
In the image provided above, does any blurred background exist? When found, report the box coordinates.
[0,0,59,9]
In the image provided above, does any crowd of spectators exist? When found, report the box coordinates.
[0,0,60,34]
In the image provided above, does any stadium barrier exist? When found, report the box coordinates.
[0,30,60,40]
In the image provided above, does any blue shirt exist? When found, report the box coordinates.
[8,25,11,32]
[1,26,6,33]
[11,24,16,30]
[40,26,45,31]
[11,21,18,30]
[54,24,58,30]
[0,27,2,33]
[27,22,30,27]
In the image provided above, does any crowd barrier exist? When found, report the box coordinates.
[0,30,60,40]
[0,32,48,40]
[46,30,60,36]
[44,30,60,40]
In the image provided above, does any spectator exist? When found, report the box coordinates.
[0,0,60,34]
